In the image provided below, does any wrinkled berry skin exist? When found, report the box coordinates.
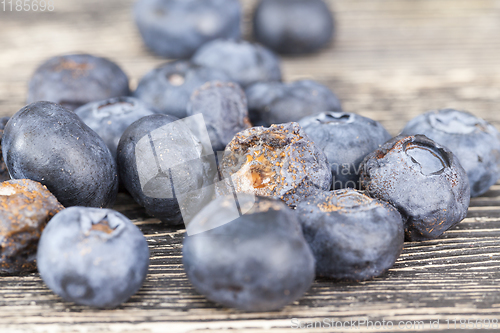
[218,122,332,208]
[3,102,118,208]
[299,112,391,190]
[134,0,241,59]
[297,189,404,281]
[246,80,341,126]
[183,195,315,311]
[75,97,157,159]
[0,179,63,275]
[360,135,470,241]
[401,109,500,197]
[0,117,11,182]
[117,114,216,225]
[27,54,130,111]
[37,207,149,308]
[253,0,334,55]
[133,60,230,119]
[186,81,251,152]
[192,39,282,88]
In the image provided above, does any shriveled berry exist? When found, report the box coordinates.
[218,122,331,207]
[0,179,63,275]
[296,189,404,281]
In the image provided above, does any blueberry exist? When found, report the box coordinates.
[299,112,391,190]
[3,102,118,208]
[218,122,332,208]
[27,54,130,110]
[117,114,217,225]
[183,194,315,311]
[186,81,251,152]
[133,0,241,58]
[246,80,341,126]
[133,60,230,119]
[191,39,282,88]
[400,109,500,197]
[253,0,334,54]
[75,97,157,159]
[37,207,149,308]
[0,179,63,275]
[0,117,11,182]
[296,189,404,281]
[360,135,470,241]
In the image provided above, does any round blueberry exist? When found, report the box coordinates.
[133,0,241,58]
[133,60,230,119]
[297,189,404,281]
[75,97,157,159]
[401,109,500,197]
[191,39,282,88]
[246,80,341,126]
[27,54,130,110]
[186,81,251,152]
[3,102,118,208]
[299,112,391,190]
[360,135,470,241]
[0,116,11,182]
[183,194,315,311]
[37,207,149,308]
[253,0,334,54]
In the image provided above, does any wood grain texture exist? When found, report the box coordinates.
[2,0,500,332]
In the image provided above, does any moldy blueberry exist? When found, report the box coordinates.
[183,194,315,312]
[2,101,118,208]
[134,0,241,58]
[296,189,404,281]
[360,135,470,241]
[253,0,335,55]
[299,112,391,190]
[401,109,500,197]
[37,207,149,308]
[27,54,130,110]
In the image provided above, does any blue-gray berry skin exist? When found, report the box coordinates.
[3,102,118,208]
[0,117,11,182]
[133,60,230,119]
[186,81,251,152]
[37,207,149,308]
[182,195,315,312]
[246,80,341,126]
[360,135,470,242]
[400,109,500,197]
[134,0,241,59]
[75,97,157,160]
[253,0,334,55]
[299,112,392,190]
[191,39,282,88]
[27,54,130,111]
[297,189,404,281]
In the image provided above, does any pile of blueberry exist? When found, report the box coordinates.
[1,0,499,312]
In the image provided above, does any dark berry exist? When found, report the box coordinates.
[299,112,391,189]
[75,97,157,159]
[27,54,130,110]
[3,102,118,208]
[401,109,500,197]
[186,81,251,152]
[133,0,241,58]
[37,207,149,308]
[360,135,470,241]
[246,80,341,126]
[296,189,404,281]
[0,117,11,182]
[183,194,315,311]
[0,179,63,275]
[191,39,282,88]
[133,60,230,119]
[253,0,334,54]
[218,122,331,208]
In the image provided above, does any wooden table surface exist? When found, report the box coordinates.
[2,0,500,332]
